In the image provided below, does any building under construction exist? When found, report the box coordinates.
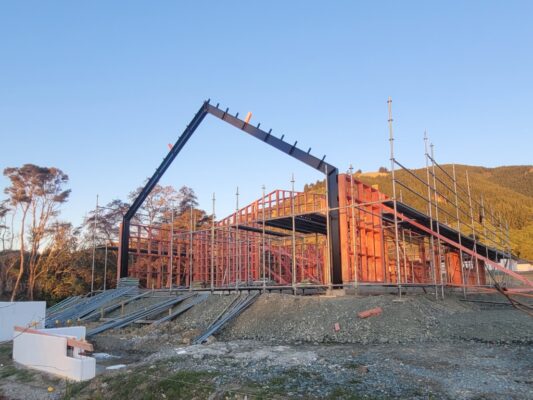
[116,100,533,297]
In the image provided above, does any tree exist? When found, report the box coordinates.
[129,184,181,226]
[378,166,389,173]
[177,186,199,215]
[38,222,90,302]
[0,200,10,252]
[4,165,36,300]
[84,199,130,244]
[3,164,70,300]
[0,250,16,298]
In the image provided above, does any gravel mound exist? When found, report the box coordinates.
[220,293,533,345]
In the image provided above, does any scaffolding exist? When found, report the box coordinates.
[109,100,532,297]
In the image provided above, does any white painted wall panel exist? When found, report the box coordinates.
[0,301,46,341]
[12,326,95,381]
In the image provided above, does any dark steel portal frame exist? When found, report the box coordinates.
[118,100,342,285]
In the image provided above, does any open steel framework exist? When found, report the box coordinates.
[118,100,342,284]
[117,100,533,297]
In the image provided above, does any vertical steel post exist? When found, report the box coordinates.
[349,165,358,289]
[169,207,174,291]
[409,230,415,283]
[291,174,297,295]
[424,133,438,299]
[103,242,108,291]
[262,185,266,293]
[235,187,240,290]
[505,219,512,281]
[499,214,507,283]
[452,164,466,298]
[399,190,408,283]
[465,171,480,286]
[226,220,230,286]
[91,194,99,294]
[505,220,511,262]
[246,231,250,284]
[325,166,332,290]
[401,227,408,283]
[430,144,445,298]
[268,237,272,283]
[388,98,402,298]
[481,196,490,262]
[211,193,216,292]
[189,205,193,291]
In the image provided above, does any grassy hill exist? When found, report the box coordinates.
[304,165,533,261]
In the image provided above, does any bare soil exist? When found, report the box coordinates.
[0,292,531,399]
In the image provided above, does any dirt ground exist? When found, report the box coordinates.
[0,292,532,399]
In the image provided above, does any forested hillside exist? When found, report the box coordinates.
[304,165,533,260]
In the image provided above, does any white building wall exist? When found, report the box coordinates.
[12,326,95,381]
[0,301,46,341]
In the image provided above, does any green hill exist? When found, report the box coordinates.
[304,165,533,261]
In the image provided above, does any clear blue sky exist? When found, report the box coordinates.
[1,1,532,226]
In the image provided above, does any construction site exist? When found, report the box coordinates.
[115,100,531,297]
[1,100,532,400]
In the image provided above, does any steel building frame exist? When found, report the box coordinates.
[118,100,343,284]
[114,100,533,297]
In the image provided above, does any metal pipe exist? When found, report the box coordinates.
[211,193,216,292]
[349,165,358,289]
[388,97,402,298]
[430,144,445,298]
[236,187,240,290]
[189,205,193,291]
[465,170,481,286]
[169,206,174,291]
[325,166,332,290]
[262,185,266,293]
[103,242,108,291]
[452,164,466,298]
[481,196,491,262]
[291,174,297,295]
[91,194,99,294]
[424,133,438,299]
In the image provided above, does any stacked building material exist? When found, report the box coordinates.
[86,292,195,336]
[193,292,260,344]
[79,290,152,322]
[45,287,134,328]
[153,293,209,325]
[117,277,140,294]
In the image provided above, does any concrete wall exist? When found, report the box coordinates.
[13,326,95,381]
[0,301,46,341]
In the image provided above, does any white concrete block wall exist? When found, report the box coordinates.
[44,326,86,340]
[0,301,46,341]
[12,326,95,381]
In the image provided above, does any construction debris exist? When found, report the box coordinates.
[358,307,383,319]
